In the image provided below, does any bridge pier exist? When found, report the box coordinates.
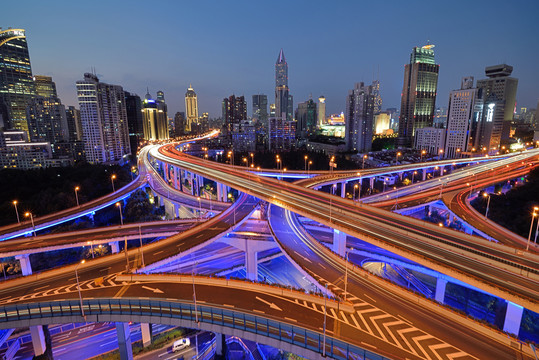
[332,229,346,257]
[215,332,225,357]
[15,254,32,276]
[369,177,374,192]
[109,241,120,254]
[220,238,277,281]
[141,323,152,347]
[435,278,447,303]
[30,325,46,357]
[440,166,445,176]
[116,322,134,360]
[340,182,346,198]
[422,168,427,181]
[503,301,523,336]
[398,172,403,181]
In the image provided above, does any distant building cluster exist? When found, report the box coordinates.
[0,26,535,170]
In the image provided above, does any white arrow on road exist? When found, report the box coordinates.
[142,285,164,294]
[255,296,282,311]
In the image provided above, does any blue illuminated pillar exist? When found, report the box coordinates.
[141,323,152,347]
[422,169,427,181]
[109,241,120,254]
[15,254,32,276]
[29,325,46,357]
[435,278,447,303]
[340,182,346,198]
[115,322,133,360]
[503,302,523,335]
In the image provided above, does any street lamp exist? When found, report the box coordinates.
[12,200,20,224]
[139,224,145,268]
[527,207,539,251]
[456,148,461,158]
[362,154,367,169]
[438,149,444,161]
[420,150,426,162]
[344,248,353,302]
[197,196,202,221]
[354,184,359,202]
[304,155,308,172]
[75,259,86,320]
[395,152,401,165]
[308,160,312,175]
[412,171,417,184]
[250,153,254,167]
[24,212,36,237]
[74,186,80,207]
[228,193,236,224]
[483,193,491,218]
[242,157,248,167]
[116,202,129,271]
[116,202,123,226]
[111,174,117,192]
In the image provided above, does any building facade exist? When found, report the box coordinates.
[415,127,446,155]
[222,95,247,145]
[142,91,169,141]
[345,82,375,153]
[76,73,130,164]
[275,49,292,121]
[317,96,326,127]
[185,85,198,133]
[0,28,36,133]
[268,116,295,151]
[295,98,317,140]
[398,44,439,147]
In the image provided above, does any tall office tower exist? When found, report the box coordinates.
[269,103,276,117]
[76,73,130,164]
[317,96,326,127]
[534,100,539,144]
[475,64,518,152]
[345,82,375,153]
[0,28,36,132]
[142,91,168,141]
[252,94,268,124]
[222,95,247,144]
[275,49,292,120]
[185,84,198,133]
[26,75,69,156]
[174,112,186,137]
[397,44,439,147]
[124,92,143,155]
[444,77,483,158]
[295,98,317,140]
[372,80,382,114]
[268,116,295,151]
[65,106,82,141]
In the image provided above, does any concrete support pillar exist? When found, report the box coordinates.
[340,182,346,198]
[198,175,204,196]
[15,254,32,276]
[115,322,133,360]
[245,248,258,281]
[164,163,169,183]
[369,177,374,190]
[422,168,427,181]
[503,302,524,335]
[141,323,152,347]
[109,241,120,254]
[399,172,403,181]
[435,278,447,303]
[174,203,181,218]
[440,166,445,176]
[172,167,178,189]
[216,182,224,202]
[332,229,346,257]
[215,333,224,356]
[189,172,195,195]
[30,325,46,357]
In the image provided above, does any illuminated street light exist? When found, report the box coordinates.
[420,150,426,162]
[308,160,312,175]
[304,155,308,172]
[75,259,86,320]
[24,212,36,237]
[396,152,401,165]
[197,196,202,221]
[344,248,354,302]
[483,193,491,218]
[362,154,367,169]
[527,207,539,251]
[111,174,117,192]
[116,202,123,226]
[74,186,80,207]
[12,200,20,224]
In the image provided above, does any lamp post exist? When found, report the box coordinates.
[111,174,117,192]
[75,259,86,319]
[228,193,236,224]
[304,155,308,172]
[456,148,461,159]
[483,193,491,218]
[344,248,353,302]
[420,150,426,162]
[197,196,202,221]
[439,149,444,161]
[250,153,254,168]
[209,187,213,212]
[395,152,401,165]
[308,160,312,175]
[116,202,123,226]
[24,212,36,237]
[139,224,145,268]
[412,171,417,184]
[116,202,129,271]
[13,200,20,224]
[362,154,367,169]
[354,184,359,202]
[527,207,538,251]
[242,157,248,167]
[322,283,327,357]
[329,184,336,223]
[74,186,80,207]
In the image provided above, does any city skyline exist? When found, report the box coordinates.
[2,0,538,118]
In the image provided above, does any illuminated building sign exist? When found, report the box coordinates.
[486,103,495,122]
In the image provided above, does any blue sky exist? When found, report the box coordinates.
[3,0,539,117]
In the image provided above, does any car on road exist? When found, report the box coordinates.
[172,338,190,352]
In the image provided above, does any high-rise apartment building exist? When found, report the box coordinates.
[372,80,382,114]
[124,92,143,155]
[252,94,268,125]
[295,98,317,140]
[345,82,375,153]
[185,85,198,133]
[222,95,247,144]
[475,64,518,152]
[0,28,36,133]
[444,77,483,158]
[268,116,295,151]
[142,91,169,141]
[76,73,130,164]
[318,96,326,127]
[65,106,82,142]
[174,112,186,137]
[275,49,292,121]
[398,44,439,147]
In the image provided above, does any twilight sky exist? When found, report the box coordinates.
[3,0,539,118]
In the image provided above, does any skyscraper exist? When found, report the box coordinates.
[252,94,268,125]
[124,92,143,156]
[372,80,382,114]
[222,95,247,144]
[345,82,375,153]
[76,73,130,164]
[65,106,82,142]
[444,77,483,158]
[142,91,169,141]
[0,28,36,133]
[318,96,326,127]
[275,49,292,121]
[185,85,198,133]
[398,44,439,147]
[295,98,317,140]
[475,64,518,152]
[174,112,186,137]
